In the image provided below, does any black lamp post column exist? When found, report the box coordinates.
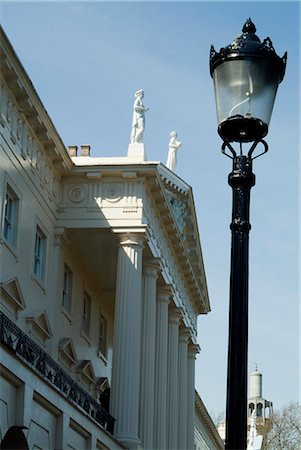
[210,18,286,449]
[226,155,255,450]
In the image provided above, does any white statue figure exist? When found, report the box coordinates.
[166,130,181,171]
[247,410,257,450]
[130,89,149,144]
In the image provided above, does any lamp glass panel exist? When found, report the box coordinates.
[213,58,279,128]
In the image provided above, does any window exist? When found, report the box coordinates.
[3,184,19,248]
[98,314,108,359]
[82,291,91,337]
[33,225,46,281]
[62,264,73,313]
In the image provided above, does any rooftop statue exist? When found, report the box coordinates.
[247,410,263,450]
[130,89,149,144]
[166,131,181,171]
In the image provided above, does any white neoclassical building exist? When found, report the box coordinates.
[0,26,221,450]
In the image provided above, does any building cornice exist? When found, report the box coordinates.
[0,25,72,173]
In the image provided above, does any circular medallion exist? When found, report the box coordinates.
[68,185,87,203]
[104,184,122,202]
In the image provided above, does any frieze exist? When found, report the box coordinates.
[61,180,143,212]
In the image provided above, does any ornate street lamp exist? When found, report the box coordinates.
[209,19,286,450]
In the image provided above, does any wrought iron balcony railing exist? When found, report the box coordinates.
[0,311,115,435]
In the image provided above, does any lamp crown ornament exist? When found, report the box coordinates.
[210,18,287,80]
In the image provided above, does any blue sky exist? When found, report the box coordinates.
[1,1,299,417]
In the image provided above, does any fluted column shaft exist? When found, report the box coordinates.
[110,233,144,448]
[154,286,172,450]
[178,327,190,450]
[140,259,160,450]
[167,307,182,450]
[187,344,200,450]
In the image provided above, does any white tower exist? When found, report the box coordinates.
[247,366,273,445]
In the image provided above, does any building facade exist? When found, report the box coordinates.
[194,391,224,450]
[0,26,217,450]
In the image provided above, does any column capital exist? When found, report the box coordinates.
[168,306,182,325]
[157,284,173,304]
[54,227,69,248]
[188,343,201,359]
[179,326,191,344]
[143,258,161,278]
[112,227,146,247]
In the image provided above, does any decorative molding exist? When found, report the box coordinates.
[0,80,63,206]
[59,338,78,368]
[103,184,123,203]
[122,206,138,214]
[165,191,188,238]
[68,185,87,203]
[95,377,110,395]
[0,30,71,173]
[0,277,26,313]
[24,310,52,342]
[76,360,97,387]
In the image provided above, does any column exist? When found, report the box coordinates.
[167,307,182,450]
[187,343,200,450]
[153,286,172,450]
[110,232,144,449]
[178,327,190,450]
[140,258,160,450]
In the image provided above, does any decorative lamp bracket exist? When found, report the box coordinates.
[221,139,268,161]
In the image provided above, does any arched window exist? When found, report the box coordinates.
[249,402,255,415]
[256,402,263,417]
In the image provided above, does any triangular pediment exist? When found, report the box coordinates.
[165,189,189,239]
[0,277,26,311]
[76,360,96,385]
[156,165,211,314]
[95,377,110,393]
[25,310,52,341]
[59,338,77,366]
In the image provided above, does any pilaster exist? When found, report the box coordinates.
[110,231,145,448]
[51,227,69,353]
[140,258,161,450]
[178,326,190,450]
[16,383,33,429]
[153,285,172,450]
[167,307,182,450]
[187,343,200,450]
[56,412,69,450]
